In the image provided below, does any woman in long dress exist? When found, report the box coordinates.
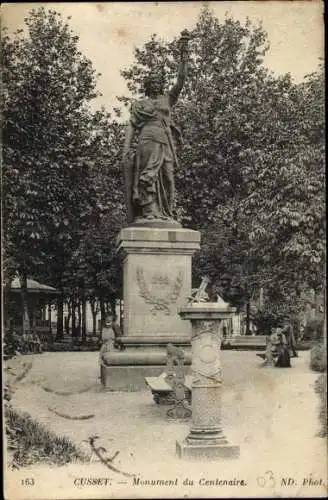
[275,331,291,368]
[123,31,190,223]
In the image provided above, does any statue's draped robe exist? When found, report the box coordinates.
[129,95,181,219]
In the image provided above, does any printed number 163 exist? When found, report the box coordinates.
[21,478,35,486]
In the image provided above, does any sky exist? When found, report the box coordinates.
[2,1,324,114]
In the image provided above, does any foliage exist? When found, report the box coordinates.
[3,5,325,334]
[65,111,125,306]
[120,5,325,318]
[310,342,327,373]
[4,360,32,402]
[314,373,327,437]
[5,406,88,468]
[250,311,283,334]
[2,8,99,283]
[4,332,43,358]
[2,8,126,336]
[303,318,324,341]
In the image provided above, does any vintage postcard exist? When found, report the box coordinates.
[2,1,326,499]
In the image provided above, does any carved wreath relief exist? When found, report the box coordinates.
[136,266,184,315]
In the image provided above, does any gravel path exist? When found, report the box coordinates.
[5,350,327,499]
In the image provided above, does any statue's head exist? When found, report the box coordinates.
[143,71,165,97]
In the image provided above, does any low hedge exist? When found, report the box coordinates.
[310,342,327,372]
[314,373,327,437]
[5,406,88,468]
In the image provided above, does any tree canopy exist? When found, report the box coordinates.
[120,6,325,322]
[2,8,125,336]
[2,5,325,335]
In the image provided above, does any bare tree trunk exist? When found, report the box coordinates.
[56,297,63,339]
[77,300,82,338]
[4,271,16,327]
[245,300,251,335]
[99,298,106,341]
[19,273,30,334]
[90,297,98,335]
[32,306,36,330]
[110,297,116,319]
[323,271,327,350]
[106,301,112,316]
[48,303,52,334]
[71,299,78,338]
[259,287,264,309]
[65,300,72,335]
[81,296,87,344]
[80,284,87,343]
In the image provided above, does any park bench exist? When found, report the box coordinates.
[145,344,192,418]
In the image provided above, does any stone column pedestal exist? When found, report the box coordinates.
[100,226,200,390]
[176,304,240,460]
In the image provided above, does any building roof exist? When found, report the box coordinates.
[10,278,59,294]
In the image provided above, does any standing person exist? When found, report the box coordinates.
[99,315,115,362]
[102,316,115,345]
[222,322,228,343]
[275,330,291,368]
[282,324,298,358]
[123,30,190,223]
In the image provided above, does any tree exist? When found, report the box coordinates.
[120,6,325,326]
[2,8,102,334]
[64,109,126,339]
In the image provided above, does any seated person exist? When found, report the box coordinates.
[31,331,43,353]
[257,334,276,365]
[4,330,15,356]
[27,331,36,352]
[12,331,23,353]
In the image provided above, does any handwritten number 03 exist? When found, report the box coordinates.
[257,470,276,488]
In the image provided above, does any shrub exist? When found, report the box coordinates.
[314,373,327,437]
[303,318,324,341]
[310,342,327,372]
[5,407,88,469]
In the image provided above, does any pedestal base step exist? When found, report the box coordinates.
[176,440,240,460]
[101,364,166,391]
[100,346,191,391]
[102,347,191,365]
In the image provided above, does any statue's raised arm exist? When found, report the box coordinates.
[168,30,191,107]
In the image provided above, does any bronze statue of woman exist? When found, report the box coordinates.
[123,30,190,226]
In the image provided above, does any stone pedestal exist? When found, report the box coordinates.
[176,304,240,460]
[100,226,200,390]
[118,227,200,340]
